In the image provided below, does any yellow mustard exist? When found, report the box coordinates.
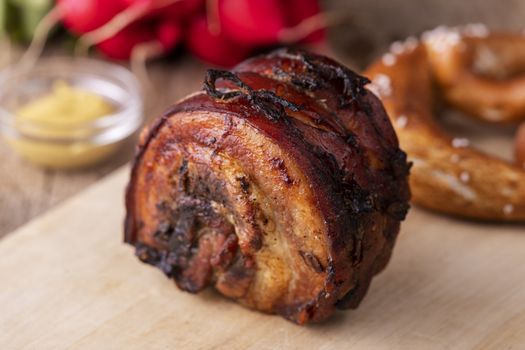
[7,81,119,169]
[17,80,114,125]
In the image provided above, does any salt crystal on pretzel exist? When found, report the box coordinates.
[369,74,392,97]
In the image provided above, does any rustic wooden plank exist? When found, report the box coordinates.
[0,167,524,349]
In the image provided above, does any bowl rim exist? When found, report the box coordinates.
[0,56,144,144]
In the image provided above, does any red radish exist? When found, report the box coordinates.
[96,19,183,60]
[187,15,252,67]
[164,0,204,21]
[56,0,126,34]
[120,0,204,21]
[217,0,286,46]
[37,0,325,67]
[282,0,325,43]
[71,0,194,57]
[156,20,184,51]
[97,22,156,60]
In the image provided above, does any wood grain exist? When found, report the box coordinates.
[1,167,524,349]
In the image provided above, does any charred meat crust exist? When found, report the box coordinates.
[125,49,410,324]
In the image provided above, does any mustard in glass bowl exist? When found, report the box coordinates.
[0,57,143,169]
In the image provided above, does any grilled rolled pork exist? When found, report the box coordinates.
[125,49,410,324]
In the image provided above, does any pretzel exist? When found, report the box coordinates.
[365,25,525,221]
[424,25,525,123]
[517,122,525,168]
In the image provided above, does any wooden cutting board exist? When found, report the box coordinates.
[1,166,524,350]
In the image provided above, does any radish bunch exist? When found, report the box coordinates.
[55,0,326,66]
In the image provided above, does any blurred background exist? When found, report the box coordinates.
[0,0,524,237]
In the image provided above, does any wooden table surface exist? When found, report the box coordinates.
[1,0,524,238]
[2,167,525,349]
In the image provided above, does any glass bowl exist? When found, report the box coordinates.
[0,57,143,169]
